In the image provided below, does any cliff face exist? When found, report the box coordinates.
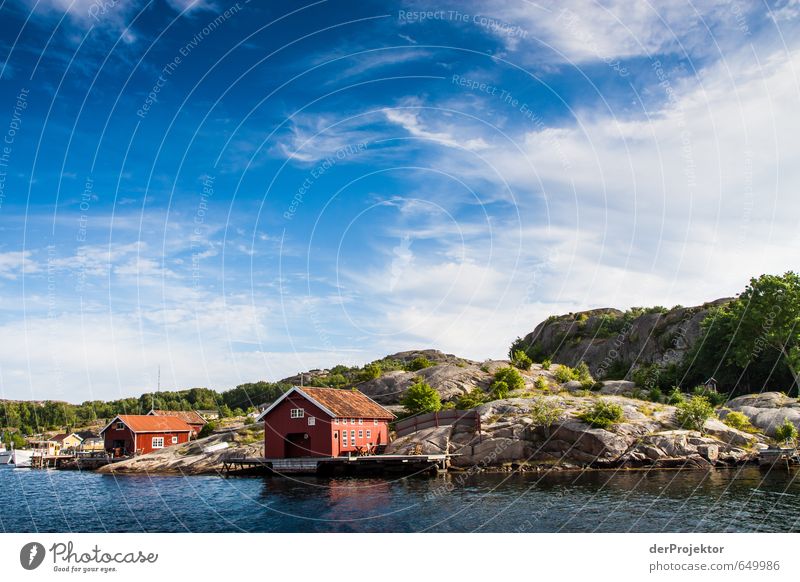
[517,299,732,378]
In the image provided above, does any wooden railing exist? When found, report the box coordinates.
[395,409,480,437]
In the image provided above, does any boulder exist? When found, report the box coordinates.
[727,392,800,437]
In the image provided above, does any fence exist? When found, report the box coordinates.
[395,409,480,438]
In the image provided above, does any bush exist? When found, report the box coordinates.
[401,379,442,415]
[534,376,549,391]
[722,411,757,433]
[406,356,433,372]
[675,396,715,431]
[198,421,217,438]
[488,367,525,400]
[692,385,726,407]
[456,389,487,409]
[243,415,255,425]
[775,419,798,444]
[529,397,563,426]
[667,387,685,405]
[648,387,663,403]
[541,358,551,370]
[511,350,533,371]
[554,365,574,383]
[578,400,625,429]
[358,362,383,382]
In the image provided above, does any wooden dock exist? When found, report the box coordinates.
[222,453,453,477]
[758,447,799,469]
[30,452,121,470]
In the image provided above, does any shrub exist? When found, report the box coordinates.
[675,396,715,431]
[401,379,442,415]
[491,367,525,397]
[198,421,217,438]
[534,376,549,391]
[578,400,625,429]
[692,385,726,407]
[554,365,574,383]
[529,397,563,426]
[722,411,757,433]
[648,387,663,403]
[511,350,533,371]
[667,387,685,405]
[541,358,552,371]
[243,415,255,425]
[456,389,487,409]
[441,401,455,410]
[406,356,433,372]
[775,419,798,444]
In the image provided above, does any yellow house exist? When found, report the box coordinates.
[51,433,83,453]
[29,439,61,456]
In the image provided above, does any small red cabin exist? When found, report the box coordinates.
[100,415,194,456]
[256,387,394,458]
[147,409,207,436]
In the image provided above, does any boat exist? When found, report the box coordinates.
[0,449,11,465]
[8,449,33,467]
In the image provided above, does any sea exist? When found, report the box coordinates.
[1,466,799,533]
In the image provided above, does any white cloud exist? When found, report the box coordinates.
[0,250,40,279]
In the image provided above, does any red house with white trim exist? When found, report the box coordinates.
[256,387,394,458]
[100,415,194,456]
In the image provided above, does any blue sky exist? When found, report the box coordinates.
[1,0,799,402]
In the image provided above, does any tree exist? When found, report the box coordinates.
[2,430,26,449]
[675,396,715,431]
[406,356,432,371]
[727,273,800,394]
[492,367,525,393]
[401,379,441,415]
[456,389,487,409]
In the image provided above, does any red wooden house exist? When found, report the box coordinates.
[256,387,394,458]
[147,409,207,436]
[100,415,194,456]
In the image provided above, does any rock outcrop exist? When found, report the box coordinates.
[387,394,760,470]
[516,300,732,377]
[725,392,800,437]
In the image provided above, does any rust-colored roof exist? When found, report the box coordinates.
[149,409,206,426]
[105,415,194,434]
[298,387,394,420]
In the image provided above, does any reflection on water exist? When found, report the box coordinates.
[1,466,799,532]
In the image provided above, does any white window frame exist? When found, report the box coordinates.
[342,433,348,446]
[333,418,338,425]
[358,430,363,438]
[350,418,355,425]
[350,430,355,440]
[308,417,315,426]
[152,437,164,449]
[358,418,363,425]
[171,436,178,444]
[116,422,124,430]
[290,408,305,419]
[374,419,379,426]
[366,430,372,439]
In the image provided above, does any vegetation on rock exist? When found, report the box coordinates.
[675,395,715,431]
[775,419,799,445]
[401,378,442,415]
[578,400,625,429]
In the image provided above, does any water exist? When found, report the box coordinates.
[1,467,800,532]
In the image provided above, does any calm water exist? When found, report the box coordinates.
[2,466,800,532]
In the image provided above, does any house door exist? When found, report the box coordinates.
[284,433,311,458]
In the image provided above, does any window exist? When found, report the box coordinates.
[152,437,164,448]
[171,436,178,444]
[366,430,371,439]
[290,408,305,418]
[374,419,379,425]
[350,418,355,424]
[334,431,338,440]
[333,418,338,425]
[116,422,124,430]
[308,417,315,426]
[358,419,363,425]
[350,430,355,440]
[358,430,363,438]
[342,433,347,446]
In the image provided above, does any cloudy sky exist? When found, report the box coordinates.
[0,0,798,402]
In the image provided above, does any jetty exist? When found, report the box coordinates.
[222,453,453,477]
[30,452,121,470]
[758,447,799,469]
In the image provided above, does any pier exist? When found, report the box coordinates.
[758,447,799,469]
[30,452,121,470]
[222,453,453,477]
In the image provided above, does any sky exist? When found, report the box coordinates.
[0,0,799,402]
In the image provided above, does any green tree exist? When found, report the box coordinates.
[492,367,525,393]
[456,389,487,409]
[675,396,715,431]
[406,356,433,371]
[401,379,442,415]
